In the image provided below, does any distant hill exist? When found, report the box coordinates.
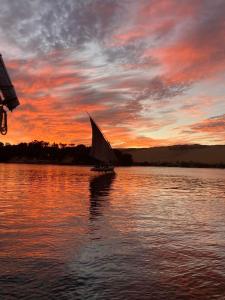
[122,144,225,168]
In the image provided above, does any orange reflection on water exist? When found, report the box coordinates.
[1,164,90,262]
[1,164,225,299]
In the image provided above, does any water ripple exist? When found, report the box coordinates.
[0,164,225,299]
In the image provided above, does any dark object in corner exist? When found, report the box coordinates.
[0,54,20,135]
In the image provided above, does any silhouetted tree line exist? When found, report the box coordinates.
[0,140,133,166]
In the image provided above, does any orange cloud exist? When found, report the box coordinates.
[191,114,225,134]
[176,114,225,144]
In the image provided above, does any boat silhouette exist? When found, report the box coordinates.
[88,114,116,173]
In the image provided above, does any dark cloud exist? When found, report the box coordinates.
[0,0,126,55]
[135,76,187,101]
[105,42,149,65]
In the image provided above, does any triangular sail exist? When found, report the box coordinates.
[89,116,116,163]
[0,54,20,111]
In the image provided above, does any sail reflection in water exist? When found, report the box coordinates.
[89,173,116,219]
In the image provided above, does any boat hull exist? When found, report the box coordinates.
[91,166,115,173]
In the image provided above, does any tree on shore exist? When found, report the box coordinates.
[0,140,133,166]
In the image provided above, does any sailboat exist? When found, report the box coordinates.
[89,115,116,173]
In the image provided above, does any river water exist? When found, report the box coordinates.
[1,164,225,299]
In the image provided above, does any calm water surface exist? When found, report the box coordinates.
[1,164,225,299]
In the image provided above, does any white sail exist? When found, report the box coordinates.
[89,116,116,163]
[0,54,20,111]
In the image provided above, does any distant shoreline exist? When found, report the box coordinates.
[133,162,225,169]
[123,144,225,169]
[1,160,225,169]
[0,142,224,169]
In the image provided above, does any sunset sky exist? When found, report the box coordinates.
[1,0,224,147]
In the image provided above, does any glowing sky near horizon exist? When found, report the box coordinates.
[0,0,224,147]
